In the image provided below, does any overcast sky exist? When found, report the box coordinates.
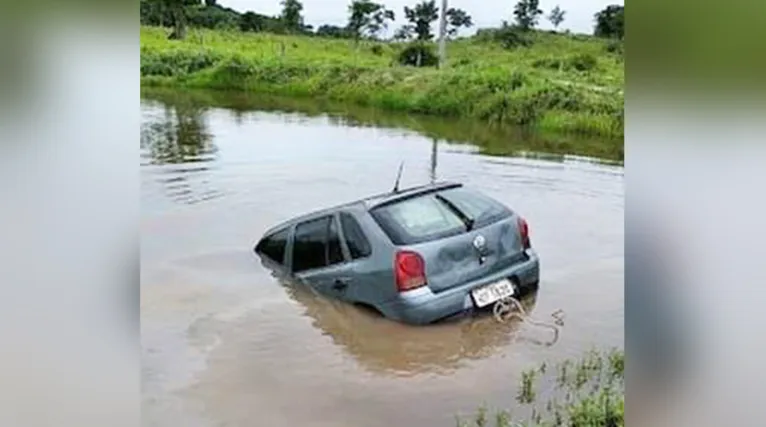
[219,0,623,35]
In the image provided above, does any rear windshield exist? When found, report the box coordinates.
[369,187,511,245]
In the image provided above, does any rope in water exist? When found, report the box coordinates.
[493,297,565,345]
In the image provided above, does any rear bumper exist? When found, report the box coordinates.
[378,249,540,325]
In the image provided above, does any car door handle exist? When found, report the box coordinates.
[332,277,351,291]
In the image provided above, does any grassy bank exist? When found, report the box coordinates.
[140,26,624,146]
[456,347,625,427]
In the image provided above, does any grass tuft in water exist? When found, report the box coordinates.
[517,368,537,404]
[456,347,624,427]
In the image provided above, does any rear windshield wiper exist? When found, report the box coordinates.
[435,194,475,231]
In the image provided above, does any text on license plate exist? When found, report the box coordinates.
[471,279,515,308]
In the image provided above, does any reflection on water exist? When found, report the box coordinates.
[141,99,224,205]
[140,100,217,165]
[265,263,544,377]
[141,87,624,163]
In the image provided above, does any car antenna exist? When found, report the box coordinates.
[391,161,404,193]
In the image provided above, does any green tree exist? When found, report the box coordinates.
[239,11,264,32]
[189,3,240,30]
[316,24,351,38]
[279,0,304,33]
[238,11,286,33]
[548,5,565,30]
[403,0,439,41]
[141,0,172,26]
[393,24,415,41]
[347,0,396,41]
[513,0,543,31]
[161,0,203,40]
[594,4,624,39]
[445,8,472,38]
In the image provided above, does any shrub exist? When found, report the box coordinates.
[534,85,585,111]
[473,27,497,42]
[397,43,438,67]
[219,55,257,79]
[140,49,222,76]
[509,70,527,90]
[474,25,532,49]
[568,53,598,72]
[496,26,533,50]
[454,57,472,67]
[475,92,541,126]
[532,57,564,71]
[370,45,384,56]
[532,53,598,72]
[512,99,542,125]
[568,33,592,42]
[605,40,624,56]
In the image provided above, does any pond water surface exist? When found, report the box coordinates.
[140,88,624,427]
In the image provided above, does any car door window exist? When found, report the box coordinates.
[293,215,345,273]
[340,212,371,259]
[327,217,344,265]
[255,227,289,265]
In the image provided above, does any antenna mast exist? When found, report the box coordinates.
[392,161,404,193]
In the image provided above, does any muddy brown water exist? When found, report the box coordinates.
[140,89,624,427]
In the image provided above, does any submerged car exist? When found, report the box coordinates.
[253,181,540,325]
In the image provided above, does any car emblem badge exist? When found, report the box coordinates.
[473,235,486,249]
[473,235,487,264]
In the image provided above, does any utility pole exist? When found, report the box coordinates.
[437,0,447,68]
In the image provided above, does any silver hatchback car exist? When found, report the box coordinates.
[254,181,540,325]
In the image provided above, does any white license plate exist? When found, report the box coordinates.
[471,279,515,308]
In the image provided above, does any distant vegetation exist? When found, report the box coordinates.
[140,0,624,155]
[456,347,625,427]
[140,0,624,41]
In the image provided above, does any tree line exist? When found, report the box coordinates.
[140,0,623,42]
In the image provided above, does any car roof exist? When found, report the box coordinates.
[361,181,463,209]
[260,181,464,237]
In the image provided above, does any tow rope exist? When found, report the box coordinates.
[492,297,565,345]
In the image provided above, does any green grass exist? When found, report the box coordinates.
[140,26,624,152]
[456,347,625,427]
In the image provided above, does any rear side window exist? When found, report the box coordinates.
[370,188,511,245]
[292,215,345,273]
[340,212,371,259]
[256,227,289,264]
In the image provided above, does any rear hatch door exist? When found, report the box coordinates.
[370,187,527,293]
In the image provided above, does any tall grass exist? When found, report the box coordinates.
[141,26,624,142]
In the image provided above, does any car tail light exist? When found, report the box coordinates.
[395,250,426,292]
[518,216,530,249]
